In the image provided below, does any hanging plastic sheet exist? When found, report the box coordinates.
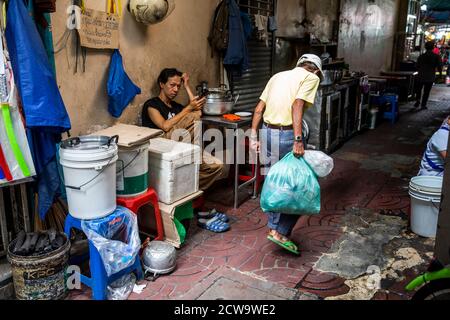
[107,50,141,118]
[5,0,70,218]
[5,0,71,133]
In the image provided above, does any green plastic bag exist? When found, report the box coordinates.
[260,152,321,215]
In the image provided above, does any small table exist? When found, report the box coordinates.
[201,115,257,209]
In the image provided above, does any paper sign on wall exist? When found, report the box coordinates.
[77,8,120,49]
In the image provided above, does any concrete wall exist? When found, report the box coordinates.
[51,0,220,135]
[306,0,339,43]
[338,0,400,75]
[276,0,307,38]
[276,0,339,41]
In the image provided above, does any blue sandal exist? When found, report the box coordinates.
[198,216,230,233]
[197,209,229,222]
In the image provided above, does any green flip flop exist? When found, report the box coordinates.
[267,235,300,255]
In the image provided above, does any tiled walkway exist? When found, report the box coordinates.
[68,86,450,300]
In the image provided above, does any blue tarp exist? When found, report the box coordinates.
[5,0,70,133]
[5,0,71,219]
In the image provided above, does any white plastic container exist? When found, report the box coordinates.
[59,136,118,220]
[409,176,443,237]
[116,142,149,198]
[148,138,200,204]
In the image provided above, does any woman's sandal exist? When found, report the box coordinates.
[198,216,230,233]
[197,209,229,222]
[267,235,300,255]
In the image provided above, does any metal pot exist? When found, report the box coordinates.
[142,241,176,275]
[203,84,239,116]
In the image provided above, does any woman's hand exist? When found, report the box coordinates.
[187,96,206,111]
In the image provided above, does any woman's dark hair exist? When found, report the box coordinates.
[157,68,183,85]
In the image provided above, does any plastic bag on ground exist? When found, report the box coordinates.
[81,206,141,277]
[260,152,321,215]
[303,150,334,177]
[107,273,136,300]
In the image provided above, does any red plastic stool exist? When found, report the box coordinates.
[117,188,164,242]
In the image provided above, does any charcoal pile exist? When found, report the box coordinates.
[10,229,67,256]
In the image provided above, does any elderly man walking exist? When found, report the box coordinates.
[250,54,323,255]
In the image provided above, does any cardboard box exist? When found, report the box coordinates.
[90,124,163,147]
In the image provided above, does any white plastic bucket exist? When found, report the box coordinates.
[59,136,119,220]
[408,176,443,237]
[116,142,149,198]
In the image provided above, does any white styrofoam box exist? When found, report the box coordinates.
[148,138,201,204]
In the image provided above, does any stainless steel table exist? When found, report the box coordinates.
[201,115,258,209]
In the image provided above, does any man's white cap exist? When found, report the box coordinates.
[297,54,324,80]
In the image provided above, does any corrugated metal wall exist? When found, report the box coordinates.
[230,0,275,111]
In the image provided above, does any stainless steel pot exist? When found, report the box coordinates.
[203,84,239,116]
[142,241,176,275]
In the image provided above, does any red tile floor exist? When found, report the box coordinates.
[67,87,450,300]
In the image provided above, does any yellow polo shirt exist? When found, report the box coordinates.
[260,67,320,126]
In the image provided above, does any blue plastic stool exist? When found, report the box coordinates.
[64,210,144,300]
[382,93,399,124]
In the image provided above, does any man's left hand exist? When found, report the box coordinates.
[293,141,305,158]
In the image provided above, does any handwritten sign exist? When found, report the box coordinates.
[78,8,119,49]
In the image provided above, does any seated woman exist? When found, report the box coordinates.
[142,68,229,233]
[418,116,450,176]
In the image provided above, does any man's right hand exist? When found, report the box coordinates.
[188,96,206,111]
[250,138,261,153]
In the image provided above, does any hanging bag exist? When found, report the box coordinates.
[107,49,141,118]
[77,0,121,49]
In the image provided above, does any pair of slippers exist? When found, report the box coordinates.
[197,209,230,233]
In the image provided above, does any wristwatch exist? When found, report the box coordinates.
[294,135,303,143]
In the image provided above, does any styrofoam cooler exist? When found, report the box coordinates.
[148,138,201,204]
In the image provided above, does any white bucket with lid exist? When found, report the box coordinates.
[59,135,119,220]
[408,176,443,237]
[116,141,150,198]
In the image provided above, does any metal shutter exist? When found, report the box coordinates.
[230,0,275,112]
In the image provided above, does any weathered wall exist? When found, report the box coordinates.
[338,0,400,75]
[276,0,339,41]
[276,0,307,38]
[51,0,220,135]
[306,0,339,43]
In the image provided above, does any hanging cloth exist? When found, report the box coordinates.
[268,16,278,32]
[240,11,253,40]
[254,14,269,47]
[224,0,249,73]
